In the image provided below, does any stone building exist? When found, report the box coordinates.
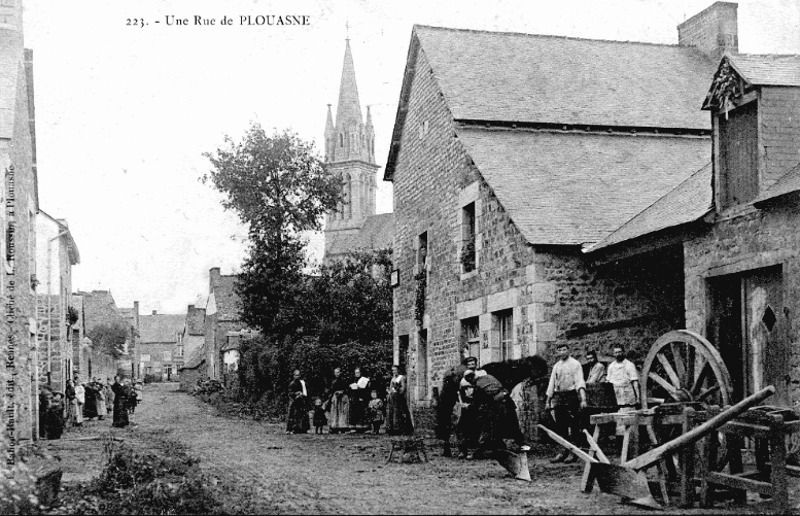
[177,304,206,390]
[0,0,41,454]
[386,3,739,422]
[35,211,79,393]
[323,39,393,263]
[69,294,116,384]
[588,52,800,408]
[204,267,248,380]
[136,311,184,381]
[79,290,136,379]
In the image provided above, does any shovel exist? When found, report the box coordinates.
[495,449,532,482]
[590,385,776,509]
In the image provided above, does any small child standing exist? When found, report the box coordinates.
[313,397,327,434]
[367,390,385,435]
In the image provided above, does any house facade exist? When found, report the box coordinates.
[35,211,79,393]
[204,267,248,381]
[136,311,184,381]
[1,0,41,453]
[387,3,739,424]
[590,53,800,409]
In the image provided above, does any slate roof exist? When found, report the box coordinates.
[326,212,394,257]
[179,346,205,371]
[754,162,800,205]
[138,314,185,344]
[413,25,714,129]
[585,163,713,252]
[80,291,127,334]
[456,127,711,245]
[728,54,800,86]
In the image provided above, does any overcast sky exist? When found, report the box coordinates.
[19,0,795,314]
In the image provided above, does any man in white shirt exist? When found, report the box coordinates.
[545,343,587,463]
[606,344,640,409]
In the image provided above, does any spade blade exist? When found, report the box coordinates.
[591,463,662,510]
[495,450,532,482]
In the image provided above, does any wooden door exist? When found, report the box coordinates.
[744,267,789,406]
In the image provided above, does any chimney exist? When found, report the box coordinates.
[133,301,139,316]
[210,267,221,291]
[678,1,738,63]
[152,310,157,315]
[188,304,195,311]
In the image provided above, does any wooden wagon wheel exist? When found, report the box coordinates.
[641,330,733,409]
[643,330,735,476]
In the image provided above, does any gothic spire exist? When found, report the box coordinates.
[335,39,363,131]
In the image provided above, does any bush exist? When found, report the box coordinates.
[56,439,222,515]
[0,462,43,515]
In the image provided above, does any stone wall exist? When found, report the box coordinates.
[391,40,685,429]
[684,202,800,406]
[759,87,800,190]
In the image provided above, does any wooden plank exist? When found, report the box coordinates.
[671,342,686,382]
[537,425,597,465]
[706,472,774,495]
[583,429,610,464]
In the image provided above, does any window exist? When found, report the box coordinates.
[176,344,184,358]
[417,231,428,272]
[145,366,153,376]
[417,330,428,400]
[495,309,513,361]
[339,133,343,147]
[163,351,171,361]
[398,335,409,374]
[461,202,476,273]
[461,317,480,365]
[140,353,151,362]
[718,101,758,210]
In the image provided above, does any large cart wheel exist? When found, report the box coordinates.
[641,330,733,410]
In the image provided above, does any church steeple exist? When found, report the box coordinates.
[323,37,380,259]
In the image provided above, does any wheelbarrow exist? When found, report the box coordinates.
[539,385,776,510]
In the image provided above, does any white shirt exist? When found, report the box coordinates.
[546,357,586,397]
[606,359,639,406]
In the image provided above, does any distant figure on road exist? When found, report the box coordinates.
[74,380,85,427]
[286,369,310,434]
[65,379,76,428]
[104,378,115,416]
[111,376,129,428]
[327,367,350,434]
[126,379,139,416]
[385,364,413,436]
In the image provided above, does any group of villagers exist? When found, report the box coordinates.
[39,375,144,439]
[286,364,414,436]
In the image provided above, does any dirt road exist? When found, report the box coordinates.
[50,382,798,515]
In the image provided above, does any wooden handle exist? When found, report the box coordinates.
[624,385,775,471]
[583,429,610,464]
[537,424,597,464]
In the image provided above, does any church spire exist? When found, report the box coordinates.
[324,104,334,162]
[335,39,363,132]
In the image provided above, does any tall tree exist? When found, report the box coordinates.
[86,323,129,359]
[202,123,342,335]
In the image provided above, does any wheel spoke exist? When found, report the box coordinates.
[649,372,679,398]
[671,342,686,380]
[657,352,682,389]
[692,361,711,396]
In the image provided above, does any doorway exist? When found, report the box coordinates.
[708,265,789,405]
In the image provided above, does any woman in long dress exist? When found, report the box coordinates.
[386,365,414,435]
[285,369,310,434]
[82,381,99,420]
[348,367,371,433]
[111,376,129,428]
[327,367,350,434]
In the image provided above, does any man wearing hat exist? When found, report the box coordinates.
[463,368,531,453]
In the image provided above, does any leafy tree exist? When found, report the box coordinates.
[201,124,342,336]
[87,322,129,358]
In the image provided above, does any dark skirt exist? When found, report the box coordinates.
[328,393,350,432]
[386,392,414,435]
[112,398,129,428]
[286,396,310,433]
[348,392,370,431]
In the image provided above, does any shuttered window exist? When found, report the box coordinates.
[719,101,758,210]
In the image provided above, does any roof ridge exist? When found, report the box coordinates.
[412,24,690,50]
[731,52,800,58]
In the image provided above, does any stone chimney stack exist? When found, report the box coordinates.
[678,1,738,63]
[209,267,221,291]
[152,310,157,315]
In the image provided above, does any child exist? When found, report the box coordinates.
[312,397,327,434]
[367,390,385,435]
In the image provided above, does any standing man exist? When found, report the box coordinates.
[456,357,481,459]
[545,343,587,463]
[606,345,640,410]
